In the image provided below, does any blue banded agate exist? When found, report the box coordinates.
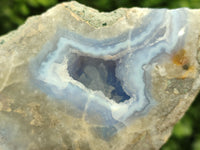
[30,8,187,129]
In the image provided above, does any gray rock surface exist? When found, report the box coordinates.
[0,2,200,150]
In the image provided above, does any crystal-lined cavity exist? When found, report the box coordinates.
[68,55,130,103]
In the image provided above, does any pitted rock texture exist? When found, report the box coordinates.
[0,2,200,150]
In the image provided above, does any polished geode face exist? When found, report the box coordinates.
[30,8,187,135]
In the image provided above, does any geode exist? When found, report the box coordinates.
[0,2,200,150]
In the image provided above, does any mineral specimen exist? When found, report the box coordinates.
[0,2,200,150]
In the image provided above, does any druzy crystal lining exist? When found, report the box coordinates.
[30,9,187,128]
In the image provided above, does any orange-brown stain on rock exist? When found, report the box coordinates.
[171,49,196,79]
[172,49,188,66]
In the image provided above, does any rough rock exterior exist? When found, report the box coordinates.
[0,2,200,150]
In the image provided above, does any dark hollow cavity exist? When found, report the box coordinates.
[67,55,130,103]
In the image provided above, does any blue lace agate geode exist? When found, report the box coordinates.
[30,9,187,130]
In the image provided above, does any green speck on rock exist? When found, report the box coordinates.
[102,22,107,26]
[0,40,5,45]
